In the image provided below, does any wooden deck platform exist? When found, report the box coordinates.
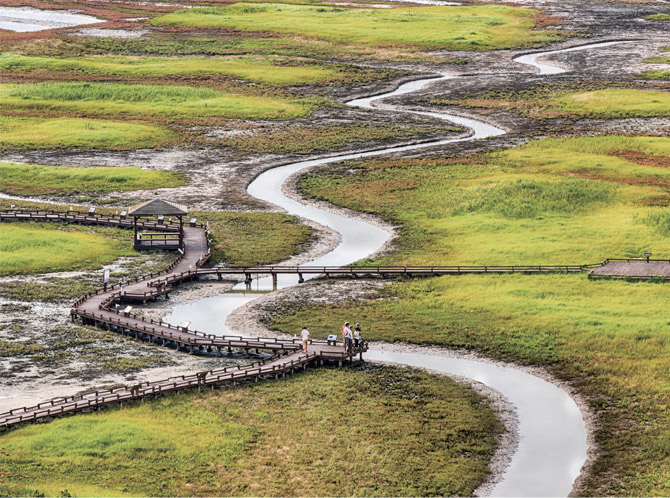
[589,259,670,280]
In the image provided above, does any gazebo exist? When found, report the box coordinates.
[128,199,188,250]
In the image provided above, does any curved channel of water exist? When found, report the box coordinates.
[162,41,625,495]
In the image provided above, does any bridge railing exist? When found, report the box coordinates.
[145,262,604,288]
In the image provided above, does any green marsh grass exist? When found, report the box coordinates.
[0,162,185,196]
[284,134,670,494]
[437,87,670,119]
[270,273,670,495]
[0,53,351,87]
[0,366,500,497]
[153,3,563,51]
[300,135,670,265]
[639,50,670,80]
[647,13,670,21]
[196,211,313,266]
[0,116,174,150]
[0,223,134,276]
[0,82,312,121]
[2,35,441,65]
[549,89,670,118]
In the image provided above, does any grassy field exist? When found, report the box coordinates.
[432,87,670,119]
[0,162,186,196]
[271,134,670,494]
[0,365,501,497]
[0,116,174,150]
[269,274,670,496]
[0,200,313,275]
[0,82,312,122]
[195,211,313,267]
[153,3,563,51]
[0,223,134,276]
[0,53,359,87]
[300,135,670,265]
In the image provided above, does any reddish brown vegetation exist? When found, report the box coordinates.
[607,149,670,168]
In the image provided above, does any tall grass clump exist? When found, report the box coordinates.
[642,211,670,235]
[453,179,616,218]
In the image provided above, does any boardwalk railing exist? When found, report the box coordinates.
[146,262,604,288]
[0,209,207,230]
[0,208,598,429]
[0,351,326,429]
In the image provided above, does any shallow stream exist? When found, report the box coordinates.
[163,41,631,496]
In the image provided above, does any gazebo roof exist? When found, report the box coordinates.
[128,199,188,217]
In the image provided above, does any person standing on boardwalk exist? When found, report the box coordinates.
[301,326,310,353]
[343,323,353,352]
[354,323,361,348]
[342,321,350,350]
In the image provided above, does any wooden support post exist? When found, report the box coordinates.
[298,273,304,284]
[272,273,278,289]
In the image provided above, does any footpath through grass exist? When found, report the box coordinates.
[0,162,185,196]
[281,134,670,494]
[0,365,501,497]
[153,3,563,51]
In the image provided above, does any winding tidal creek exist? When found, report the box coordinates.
[164,42,624,496]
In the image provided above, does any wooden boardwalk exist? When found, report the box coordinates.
[589,259,670,280]
[0,209,367,430]
[3,208,653,430]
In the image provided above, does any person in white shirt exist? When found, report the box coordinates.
[343,324,353,352]
[301,326,310,352]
